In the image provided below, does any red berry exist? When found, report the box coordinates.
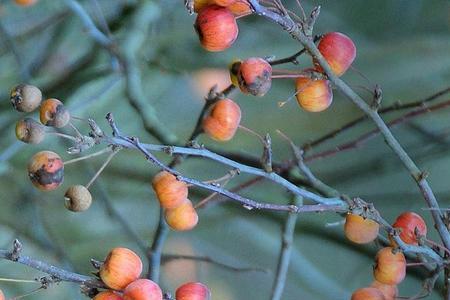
[202,98,241,141]
[152,171,188,209]
[236,57,272,96]
[165,199,199,231]
[295,77,333,112]
[99,248,143,290]
[10,84,42,112]
[176,282,211,300]
[351,287,385,300]
[314,32,356,76]
[27,151,64,191]
[93,291,124,300]
[392,212,427,245]
[15,118,46,144]
[195,5,238,52]
[373,247,406,285]
[344,214,380,244]
[123,279,163,300]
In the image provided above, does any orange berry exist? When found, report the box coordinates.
[202,98,241,141]
[392,212,427,245]
[351,287,385,300]
[370,281,398,300]
[374,247,406,285]
[314,32,356,76]
[0,289,4,300]
[64,185,92,212]
[165,199,199,231]
[27,151,64,191]
[123,279,162,300]
[99,248,143,290]
[15,118,46,144]
[193,0,213,12]
[176,282,211,300]
[295,77,333,112]
[344,214,380,244]
[236,57,272,96]
[10,84,42,112]
[214,0,236,6]
[195,5,238,52]
[14,0,38,6]
[227,0,251,16]
[152,171,188,209]
[93,291,124,300]
[39,98,71,128]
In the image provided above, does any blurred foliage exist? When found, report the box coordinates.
[0,0,449,299]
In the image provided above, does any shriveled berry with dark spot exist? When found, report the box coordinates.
[15,118,46,144]
[39,98,70,128]
[10,84,42,113]
[28,151,64,191]
[65,185,92,212]
[237,57,272,96]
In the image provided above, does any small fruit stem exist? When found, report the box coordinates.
[424,238,450,257]
[64,147,112,165]
[238,125,265,144]
[85,148,120,189]
[46,132,78,142]
[235,12,252,20]
[68,121,83,138]
[9,286,43,300]
[0,278,38,284]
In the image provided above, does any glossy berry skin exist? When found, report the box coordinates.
[93,291,124,300]
[40,98,71,128]
[10,84,42,112]
[392,212,427,245]
[64,185,92,212]
[195,5,238,52]
[295,77,333,112]
[374,247,406,285]
[203,98,241,141]
[165,199,199,231]
[99,248,143,290]
[351,287,385,300]
[15,118,46,144]
[123,279,163,300]
[344,214,380,244]
[152,171,188,209]
[28,151,64,191]
[237,57,272,96]
[176,282,211,300]
[371,280,398,300]
[314,32,356,76]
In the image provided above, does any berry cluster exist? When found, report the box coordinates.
[10,84,93,212]
[346,211,427,299]
[95,247,210,300]
[152,171,198,231]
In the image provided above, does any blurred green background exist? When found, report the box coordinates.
[0,0,449,299]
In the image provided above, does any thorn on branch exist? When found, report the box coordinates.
[305,6,320,37]
[11,239,22,261]
[90,258,102,270]
[370,84,383,110]
[261,133,273,172]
